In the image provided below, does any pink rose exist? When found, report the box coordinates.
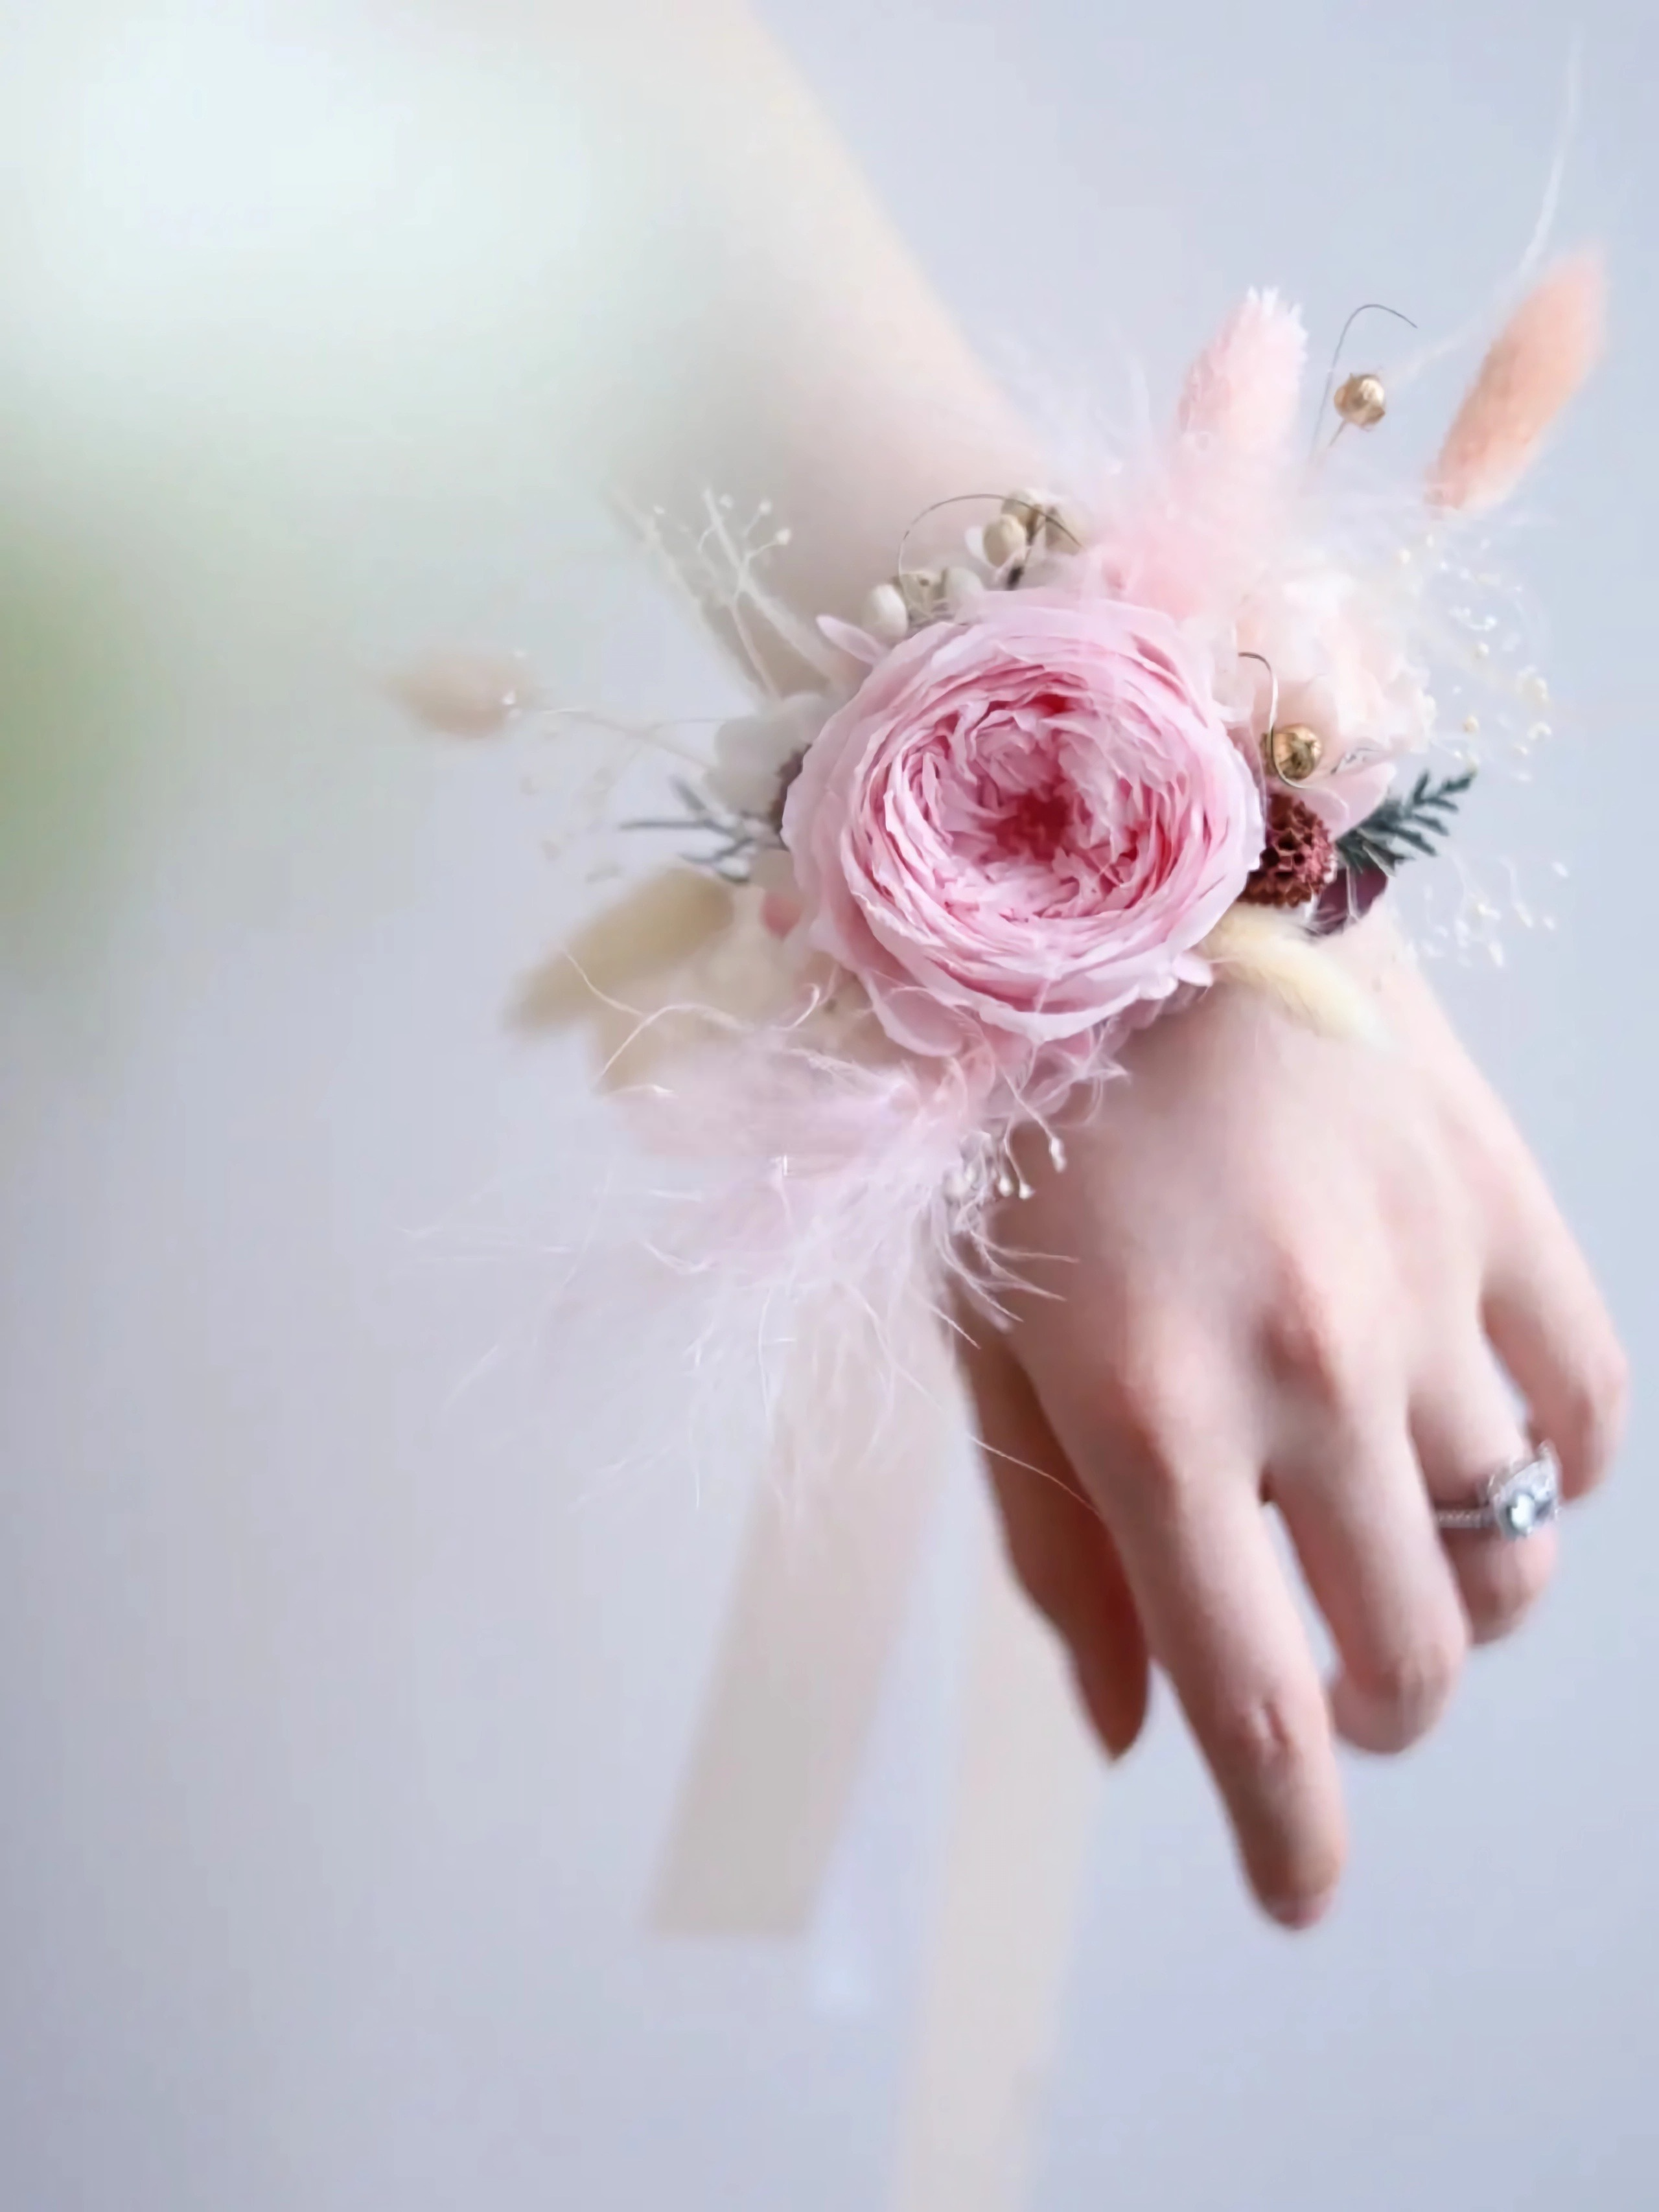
[782,591,1262,1065]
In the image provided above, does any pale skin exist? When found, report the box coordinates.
[964,921,1625,1924]
[564,0,1628,1926]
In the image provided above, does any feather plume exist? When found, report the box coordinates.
[617,1028,1003,1491]
[510,868,734,1033]
[1200,904,1384,1044]
[525,884,1006,1493]
[629,1034,996,1276]
[1430,253,1605,513]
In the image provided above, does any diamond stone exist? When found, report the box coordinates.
[1503,1489,1540,1536]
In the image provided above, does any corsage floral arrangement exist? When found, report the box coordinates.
[463,259,1603,1383]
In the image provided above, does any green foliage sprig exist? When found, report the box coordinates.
[1336,768,1476,877]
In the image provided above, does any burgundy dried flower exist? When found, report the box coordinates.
[1242,790,1336,909]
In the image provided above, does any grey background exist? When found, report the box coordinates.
[1,2,1656,2207]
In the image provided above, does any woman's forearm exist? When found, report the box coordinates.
[554,0,1047,682]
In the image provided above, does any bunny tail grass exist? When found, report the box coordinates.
[1200,904,1385,1044]
[1176,288,1308,460]
[511,868,735,1033]
[1430,252,1605,514]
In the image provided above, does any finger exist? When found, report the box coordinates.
[1047,1398,1346,1928]
[1410,1340,1557,1643]
[1481,1157,1628,1499]
[958,1325,1150,1758]
[1271,1412,1468,1755]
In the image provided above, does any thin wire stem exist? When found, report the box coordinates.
[1236,649,1279,744]
[894,490,1085,580]
[1310,303,1419,456]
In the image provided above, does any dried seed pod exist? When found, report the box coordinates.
[899,567,944,617]
[980,513,1029,570]
[1242,790,1338,909]
[863,581,910,641]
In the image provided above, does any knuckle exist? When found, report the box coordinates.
[1363,1625,1465,1734]
[1098,1387,1205,1504]
[1207,1683,1320,1788]
[1104,1314,1178,1409]
[1261,1274,1358,1403]
[1564,1339,1630,1488]
[1119,1422,1195,1499]
[1203,1685,1346,1920]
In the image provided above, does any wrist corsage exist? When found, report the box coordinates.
[432,258,1603,1405]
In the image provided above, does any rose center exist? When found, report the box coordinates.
[1000,781,1074,864]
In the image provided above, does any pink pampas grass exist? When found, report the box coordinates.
[1430,253,1605,513]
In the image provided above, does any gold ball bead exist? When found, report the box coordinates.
[1334,371,1387,429]
[1266,722,1324,783]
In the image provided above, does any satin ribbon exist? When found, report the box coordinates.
[650,1303,1101,2209]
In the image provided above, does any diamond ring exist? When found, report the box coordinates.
[1435,1443,1562,1541]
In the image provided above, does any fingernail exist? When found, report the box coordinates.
[1074,1659,1142,1762]
[1265,1885,1336,1932]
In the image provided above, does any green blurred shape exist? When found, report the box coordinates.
[0,518,141,985]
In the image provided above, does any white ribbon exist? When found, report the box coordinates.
[650,1296,955,1936]
[650,1304,1102,2209]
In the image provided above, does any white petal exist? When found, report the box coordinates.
[817,614,887,665]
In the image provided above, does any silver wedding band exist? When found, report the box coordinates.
[1434,1442,1562,1541]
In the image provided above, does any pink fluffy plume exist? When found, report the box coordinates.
[1430,252,1606,514]
[1119,289,1307,622]
[1175,286,1309,459]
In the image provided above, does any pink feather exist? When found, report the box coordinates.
[1430,253,1606,514]
[612,1033,1008,1487]
[627,1032,999,1296]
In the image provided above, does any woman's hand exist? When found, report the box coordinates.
[962,918,1627,1928]
[564,0,1625,1934]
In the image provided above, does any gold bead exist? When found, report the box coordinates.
[1266,722,1324,783]
[1334,371,1387,429]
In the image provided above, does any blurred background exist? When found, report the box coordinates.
[2,2,1656,2206]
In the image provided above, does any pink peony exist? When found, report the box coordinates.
[782,591,1262,1066]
